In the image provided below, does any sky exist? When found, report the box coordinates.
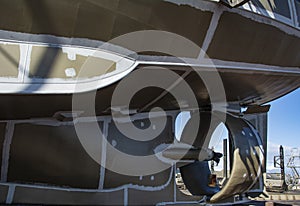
[266,88,300,172]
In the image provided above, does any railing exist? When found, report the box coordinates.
[287,155,300,179]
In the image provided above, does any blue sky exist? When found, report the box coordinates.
[268,88,300,148]
[266,88,300,171]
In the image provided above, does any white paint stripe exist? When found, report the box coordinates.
[98,118,109,190]
[23,44,32,84]
[0,166,173,192]
[138,59,300,75]
[0,182,122,193]
[198,8,223,59]
[19,44,29,82]
[6,184,15,204]
[1,122,14,182]
[124,187,128,206]
[156,201,199,206]
[288,0,297,27]
[0,112,178,127]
